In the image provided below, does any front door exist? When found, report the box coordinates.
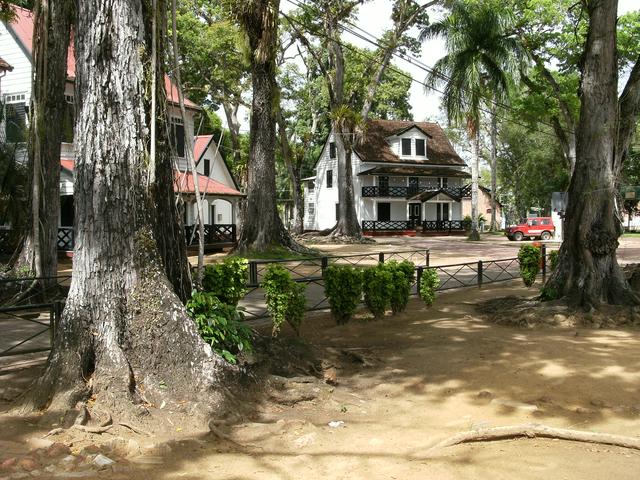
[409,203,421,228]
[377,202,391,221]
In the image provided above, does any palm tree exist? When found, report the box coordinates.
[420,1,521,237]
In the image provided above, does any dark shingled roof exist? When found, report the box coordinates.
[354,119,466,166]
[358,166,470,178]
[0,56,13,72]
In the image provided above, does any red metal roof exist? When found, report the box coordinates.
[174,171,243,197]
[60,158,242,197]
[8,6,197,107]
[193,135,213,162]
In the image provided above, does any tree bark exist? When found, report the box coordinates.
[546,0,637,308]
[18,0,232,423]
[235,0,301,252]
[332,125,362,237]
[12,0,72,291]
[489,104,498,231]
[468,131,480,240]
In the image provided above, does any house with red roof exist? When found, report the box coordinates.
[1,6,243,251]
[304,119,473,235]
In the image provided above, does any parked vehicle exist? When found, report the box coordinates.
[505,217,555,241]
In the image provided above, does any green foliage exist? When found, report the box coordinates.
[386,260,415,314]
[548,250,559,271]
[362,263,393,319]
[202,257,248,306]
[518,245,541,287]
[186,291,252,364]
[461,215,472,231]
[262,265,306,336]
[419,268,440,307]
[539,285,558,301]
[324,265,363,324]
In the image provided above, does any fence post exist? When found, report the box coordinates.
[379,252,385,264]
[416,266,423,295]
[321,256,328,273]
[478,260,483,288]
[249,261,258,286]
[541,244,547,279]
[426,251,430,267]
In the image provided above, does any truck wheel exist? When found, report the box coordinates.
[513,231,524,241]
[541,231,551,241]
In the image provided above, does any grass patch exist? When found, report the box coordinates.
[623,232,640,238]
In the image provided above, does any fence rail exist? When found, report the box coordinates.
[185,224,236,246]
[362,220,411,231]
[0,248,553,358]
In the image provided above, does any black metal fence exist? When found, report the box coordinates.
[0,248,553,358]
[422,220,465,232]
[185,224,236,246]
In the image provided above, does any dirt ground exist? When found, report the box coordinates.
[2,280,640,479]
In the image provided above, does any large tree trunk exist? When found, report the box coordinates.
[235,0,300,253]
[332,126,362,237]
[19,0,231,422]
[12,0,72,291]
[489,106,498,231]
[546,0,637,308]
[468,132,480,240]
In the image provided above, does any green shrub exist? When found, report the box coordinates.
[386,260,415,314]
[518,245,541,287]
[548,250,559,271]
[539,285,558,301]
[262,264,306,336]
[324,265,363,324]
[419,268,440,306]
[186,291,253,364]
[362,263,393,318]
[462,215,472,231]
[202,257,248,306]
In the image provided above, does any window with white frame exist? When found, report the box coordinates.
[3,93,28,143]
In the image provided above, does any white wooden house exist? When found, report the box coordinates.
[1,6,243,251]
[304,119,471,234]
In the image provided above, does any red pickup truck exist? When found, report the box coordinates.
[505,217,555,241]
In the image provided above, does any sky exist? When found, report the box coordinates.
[223,0,639,131]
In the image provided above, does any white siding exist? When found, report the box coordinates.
[60,169,73,195]
[209,199,234,224]
[0,23,32,103]
[387,127,429,162]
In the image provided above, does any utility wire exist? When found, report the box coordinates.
[282,0,571,140]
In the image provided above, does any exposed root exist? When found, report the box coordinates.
[118,422,151,437]
[425,423,640,454]
[43,428,65,437]
[72,424,113,434]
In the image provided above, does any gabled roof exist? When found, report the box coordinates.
[6,6,198,108]
[0,56,13,72]
[408,188,463,202]
[175,171,243,197]
[59,157,243,197]
[193,134,241,191]
[354,119,466,167]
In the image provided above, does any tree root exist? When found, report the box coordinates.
[118,422,151,437]
[72,424,113,434]
[425,423,640,454]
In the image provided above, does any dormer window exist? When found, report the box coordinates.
[401,138,412,156]
[415,138,426,156]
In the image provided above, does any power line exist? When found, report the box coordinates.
[281,0,570,140]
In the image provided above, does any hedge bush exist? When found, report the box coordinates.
[386,260,415,314]
[324,265,363,324]
[419,268,440,306]
[518,244,541,287]
[362,263,393,318]
[186,291,252,364]
[202,257,248,306]
[262,264,306,336]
